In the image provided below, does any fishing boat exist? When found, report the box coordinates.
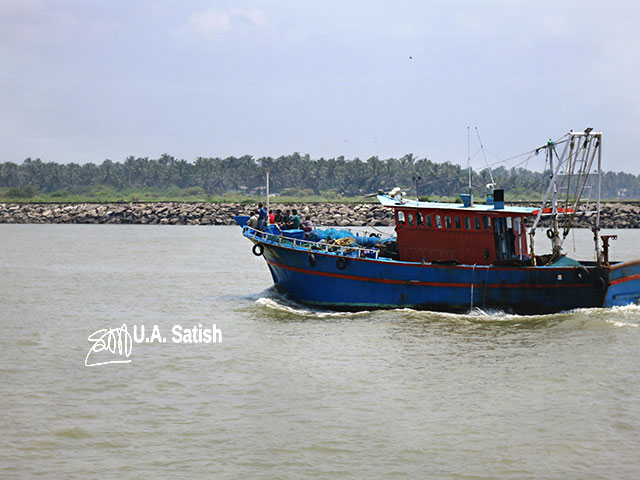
[236,130,640,314]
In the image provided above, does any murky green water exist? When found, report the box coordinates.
[1,225,639,479]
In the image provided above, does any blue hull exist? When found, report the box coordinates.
[245,230,640,314]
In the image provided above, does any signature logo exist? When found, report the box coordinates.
[85,324,133,367]
[85,323,222,367]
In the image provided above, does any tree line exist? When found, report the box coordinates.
[1,154,639,200]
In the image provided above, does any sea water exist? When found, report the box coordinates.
[1,225,639,479]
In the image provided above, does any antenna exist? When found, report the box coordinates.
[467,126,472,196]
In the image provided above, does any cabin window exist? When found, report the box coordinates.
[445,216,452,228]
[426,215,433,228]
[464,216,471,230]
[407,213,414,226]
[506,217,513,229]
[436,215,442,228]
[483,216,491,229]
[397,211,405,224]
[454,216,461,229]
[474,217,481,230]
[416,212,423,226]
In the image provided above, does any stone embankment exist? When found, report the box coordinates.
[0,202,638,228]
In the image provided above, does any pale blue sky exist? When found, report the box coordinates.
[1,0,639,173]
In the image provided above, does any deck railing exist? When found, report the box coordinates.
[243,226,379,259]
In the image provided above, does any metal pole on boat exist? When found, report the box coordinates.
[266,168,270,216]
[595,134,602,263]
[467,126,473,202]
[549,141,561,257]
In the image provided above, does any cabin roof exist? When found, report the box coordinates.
[376,194,538,215]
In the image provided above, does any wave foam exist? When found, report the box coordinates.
[255,296,372,318]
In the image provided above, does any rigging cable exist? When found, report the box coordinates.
[475,127,495,187]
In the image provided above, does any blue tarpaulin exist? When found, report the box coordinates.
[354,235,382,247]
[308,228,387,247]
[548,255,582,267]
[308,228,356,242]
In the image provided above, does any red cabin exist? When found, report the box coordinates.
[379,194,537,265]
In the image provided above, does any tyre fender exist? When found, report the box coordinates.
[593,275,607,291]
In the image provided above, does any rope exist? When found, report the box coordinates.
[475,127,495,186]
[483,266,491,310]
[470,264,477,310]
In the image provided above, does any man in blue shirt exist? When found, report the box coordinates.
[257,203,268,231]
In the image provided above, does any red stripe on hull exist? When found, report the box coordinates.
[609,273,640,286]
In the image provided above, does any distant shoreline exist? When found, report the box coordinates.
[1,202,639,228]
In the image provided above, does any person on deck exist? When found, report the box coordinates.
[269,210,276,225]
[257,203,268,231]
[290,209,301,230]
[301,215,313,232]
[247,211,259,229]
[274,209,284,225]
[282,209,293,229]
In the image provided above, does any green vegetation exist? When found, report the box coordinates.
[1,154,639,203]
[0,184,377,204]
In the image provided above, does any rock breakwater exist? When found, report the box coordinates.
[0,202,638,228]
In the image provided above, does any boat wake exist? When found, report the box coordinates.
[254,296,562,323]
[391,306,577,328]
[253,291,535,321]
[591,304,640,328]
[255,297,375,318]
[252,287,640,327]
[254,289,373,318]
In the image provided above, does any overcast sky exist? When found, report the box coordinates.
[1,0,639,173]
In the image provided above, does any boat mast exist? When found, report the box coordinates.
[568,129,602,263]
[595,133,602,263]
[548,140,561,258]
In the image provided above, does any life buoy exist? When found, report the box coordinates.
[576,266,589,281]
[308,253,316,267]
[336,257,347,270]
[546,229,555,240]
[252,244,264,256]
